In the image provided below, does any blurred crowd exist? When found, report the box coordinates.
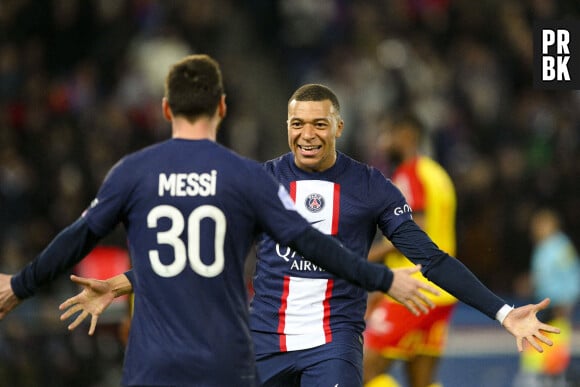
[1,0,579,385]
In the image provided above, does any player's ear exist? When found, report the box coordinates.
[335,118,344,138]
[162,98,172,122]
[218,94,227,119]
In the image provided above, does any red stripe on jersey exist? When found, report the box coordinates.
[323,279,334,342]
[289,181,297,202]
[331,183,340,235]
[277,276,291,352]
[392,158,425,211]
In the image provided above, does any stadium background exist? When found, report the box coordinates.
[0,1,579,386]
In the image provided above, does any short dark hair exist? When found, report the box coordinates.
[289,84,341,114]
[164,54,224,120]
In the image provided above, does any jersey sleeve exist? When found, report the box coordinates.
[83,157,133,236]
[289,227,394,292]
[243,162,311,245]
[391,220,505,319]
[373,171,414,238]
[10,158,135,299]
[11,217,101,299]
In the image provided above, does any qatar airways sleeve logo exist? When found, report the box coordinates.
[275,244,326,272]
[394,204,412,216]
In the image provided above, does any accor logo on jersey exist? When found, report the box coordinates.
[305,193,325,213]
[394,204,412,216]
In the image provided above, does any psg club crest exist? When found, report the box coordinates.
[305,193,324,213]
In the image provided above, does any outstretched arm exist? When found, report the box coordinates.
[59,273,133,335]
[368,212,425,263]
[289,227,439,315]
[389,220,560,353]
[60,222,443,336]
[0,217,101,319]
[60,264,437,338]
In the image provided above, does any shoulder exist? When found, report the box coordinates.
[119,140,172,165]
[334,154,401,208]
[263,152,293,174]
[337,152,378,174]
[338,152,390,185]
[105,146,152,177]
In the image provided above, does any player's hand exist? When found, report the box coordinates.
[59,275,115,335]
[0,274,21,319]
[387,265,439,316]
[502,298,561,353]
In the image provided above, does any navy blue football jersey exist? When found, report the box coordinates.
[83,139,311,386]
[250,152,412,354]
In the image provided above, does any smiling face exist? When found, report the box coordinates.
[287,99,344,172]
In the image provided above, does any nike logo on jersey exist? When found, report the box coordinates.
[291,180,340,235]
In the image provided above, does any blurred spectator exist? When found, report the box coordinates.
[514,208,580,387]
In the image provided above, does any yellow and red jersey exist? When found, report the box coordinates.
[385,156,457,305]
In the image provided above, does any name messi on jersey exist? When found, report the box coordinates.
[158,171,217,197]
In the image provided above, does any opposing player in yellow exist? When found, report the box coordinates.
[363,112,457,387]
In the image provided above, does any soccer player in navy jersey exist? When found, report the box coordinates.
[56,83,559,387]
[247,84,557,387]
[0,56,440,387]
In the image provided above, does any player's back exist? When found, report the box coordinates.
[86,139,309,386]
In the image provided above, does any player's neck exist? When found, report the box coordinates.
[171,116,219,141]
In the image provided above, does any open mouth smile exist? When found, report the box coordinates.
[298,145,322,154]
[298,145,322,157]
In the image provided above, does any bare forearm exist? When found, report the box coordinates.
[108,273,133,297]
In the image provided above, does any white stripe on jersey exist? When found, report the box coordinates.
[277,180,340,351]
[278,277,333,351]
[290,179,339,235]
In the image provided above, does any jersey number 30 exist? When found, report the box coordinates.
[147,204,226,278]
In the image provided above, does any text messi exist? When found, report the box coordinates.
[158,171,217,197]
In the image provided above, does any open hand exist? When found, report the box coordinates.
[0,274,21,319]
[59,275,115,335]
[502,298,561,353]
[387,265,439,316]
